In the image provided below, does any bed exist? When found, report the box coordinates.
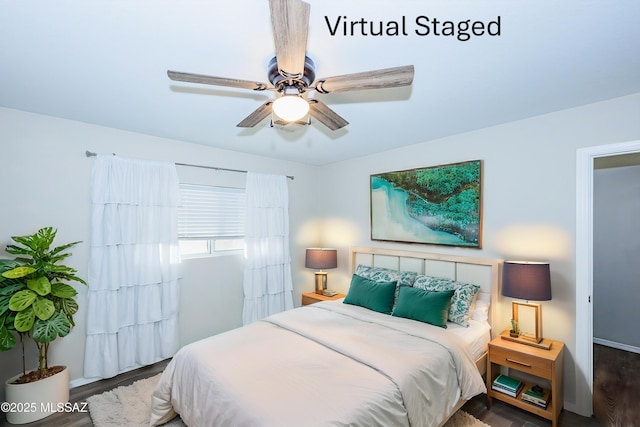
[150,247,501,427]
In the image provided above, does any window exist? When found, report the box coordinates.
[178,184,245,257]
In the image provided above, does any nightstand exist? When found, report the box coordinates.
[301,292,345,306]
[487,331,565,427]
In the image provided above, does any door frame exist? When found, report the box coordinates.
[575,139,640,416]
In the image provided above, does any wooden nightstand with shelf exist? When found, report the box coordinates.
[301,292,345,306]
[487,331,565,427]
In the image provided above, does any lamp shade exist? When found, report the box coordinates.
[305,248,337,270]
[502,261,551,301]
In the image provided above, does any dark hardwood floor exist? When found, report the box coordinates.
[4,345,636,426]
[462,394,600,427]
[593,343,640,427]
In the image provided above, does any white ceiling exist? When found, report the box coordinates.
[2,1,639,166]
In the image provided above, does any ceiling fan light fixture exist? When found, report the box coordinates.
[272,89,309,123]
[167,0,414,131]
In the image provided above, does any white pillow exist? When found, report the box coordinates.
[471,299,490,322]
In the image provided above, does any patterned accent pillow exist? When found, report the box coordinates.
[354,264,417,288]
[412,275,480,327]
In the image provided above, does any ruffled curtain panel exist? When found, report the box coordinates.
[242,173,294,325]
[84,155,181,379]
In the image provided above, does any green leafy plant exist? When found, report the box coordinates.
[0,227,85,382]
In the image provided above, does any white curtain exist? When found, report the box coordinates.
[242,172,294,325]
[84,155,181,379]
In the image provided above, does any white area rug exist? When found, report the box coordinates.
[87,374,490,427]
[444,410,492,427]
[87,374,185,427]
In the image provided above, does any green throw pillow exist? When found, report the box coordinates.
[392,286,455,328]
[343,274,396,314]
[412,275,480,327]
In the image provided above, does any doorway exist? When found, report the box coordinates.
[592,153,640,424]
[575,139,640,417]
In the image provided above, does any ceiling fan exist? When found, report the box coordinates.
[167,0,414,131]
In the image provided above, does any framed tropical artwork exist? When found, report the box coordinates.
[370,160,482,248]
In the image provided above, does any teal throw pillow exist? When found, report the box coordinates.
[354,264,418,311]
[392,286,455,328]
[343,274,396,314]
[413,275,480,327]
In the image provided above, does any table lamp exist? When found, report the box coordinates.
[305,248,337,295]
[501,260,552,350]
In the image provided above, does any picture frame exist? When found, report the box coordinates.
[370,160,482,248]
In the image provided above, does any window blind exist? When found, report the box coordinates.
[178,184,245,238]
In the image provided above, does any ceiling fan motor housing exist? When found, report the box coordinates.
[268,55,316,91]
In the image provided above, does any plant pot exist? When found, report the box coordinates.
[5,366,69,424]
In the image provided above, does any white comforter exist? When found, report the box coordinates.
[150,301,486,427]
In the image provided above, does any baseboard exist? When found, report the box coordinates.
[593,337,640,354]
[69,363,150,389]
[563,401,580,416]
[69,376,99,389]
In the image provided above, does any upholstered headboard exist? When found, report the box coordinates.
[349,246,501,337]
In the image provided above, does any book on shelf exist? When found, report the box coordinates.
[521,386,551,408]
[492,374,522,392]
[491,381,524,398]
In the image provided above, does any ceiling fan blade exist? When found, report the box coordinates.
[168,70,269,91]
[314,65,415,94]
[237,101,274,128]
[308,100,349,131]
[269,0,310,78]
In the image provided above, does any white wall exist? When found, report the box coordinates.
[2,92,639,413]
[593,164,640,349]
[0,107,320,400]
[317,93,640,414]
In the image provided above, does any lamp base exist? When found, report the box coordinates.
[500,330,552,350]
[314,271,328,294]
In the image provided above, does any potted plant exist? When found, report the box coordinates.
[0,227,85,424]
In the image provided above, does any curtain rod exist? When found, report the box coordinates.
[85,150,294,180]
